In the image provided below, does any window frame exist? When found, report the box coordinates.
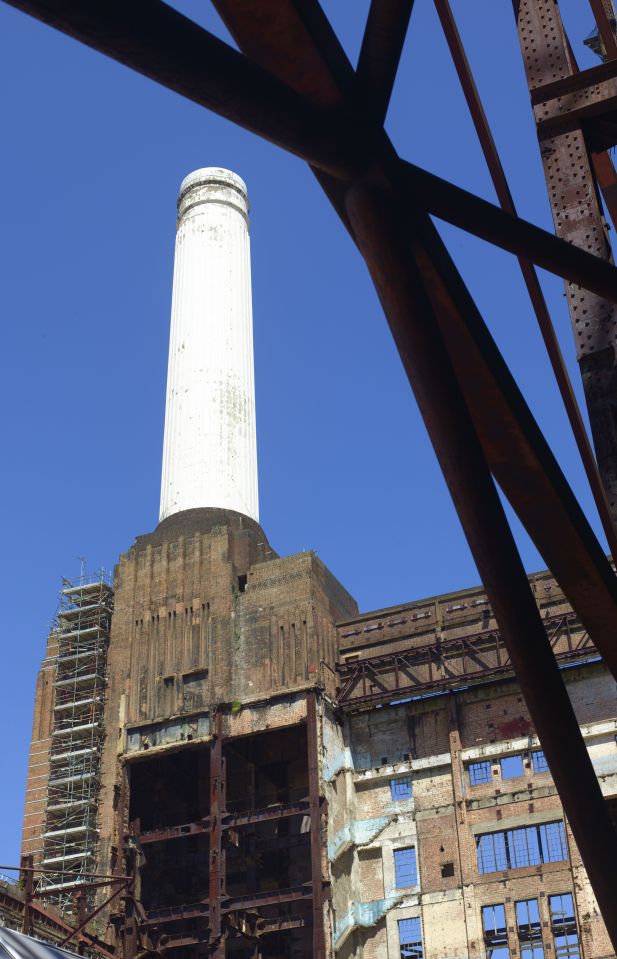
[390,776,413,801]
[468,759,492,785]
[476,820,568,874]
[393,846,418,888]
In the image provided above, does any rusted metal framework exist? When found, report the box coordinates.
[4,0,617,948]
[124,703,324,957]
[337,610,596,709]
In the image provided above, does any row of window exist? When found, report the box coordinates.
[476,820,567,874]
[390,818,567,892]
[389,751,550,797]
[396,893,579,959]
[483,893,580,959]
[469,750,549,786]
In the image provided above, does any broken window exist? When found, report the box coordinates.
[532,750,549,774]
[476,820,567,874]
[469,760,492,785]
[500,754,524,778]
[549,894,581,959]
[398,917,423,959]
[482,903,508,959]
[516,899,544,959]
[390,776,413,801]
[394,846,418,887]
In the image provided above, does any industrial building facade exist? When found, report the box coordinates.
[20,506,617,959]
[15,134,617,959]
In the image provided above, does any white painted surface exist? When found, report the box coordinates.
[160,168,259,522]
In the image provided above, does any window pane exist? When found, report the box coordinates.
[391,777,413,801]
[469,760,492,785]
[399,917,423,959]
[394,847,417,887]
[521,946,544,959]
[500,754,524,778]
[540,821,568,863]
[532,750,549,773]
[483,904,507,935]
[477,831,507,873]
[476,821,566,874]
[549,893,580,959]
[549,894,575,926]
[517,898,542,944]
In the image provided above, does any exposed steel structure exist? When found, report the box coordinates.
[5,0,617,952]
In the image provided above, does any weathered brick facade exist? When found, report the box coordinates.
[21,509,617,958]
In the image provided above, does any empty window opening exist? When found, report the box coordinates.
[482,903,509,959]
[398,917,423,959]
[549,894,581,959]
[469,760,492,785]
[237,574,247,593]
[441,861,454,878]
[532,750,549,774]
[394,846,418,888]
[390,777,413,801]
[517,899,544,959]
[476,820,568,874]
[500,754,524,779]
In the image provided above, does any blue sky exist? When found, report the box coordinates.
[0,2,607,867]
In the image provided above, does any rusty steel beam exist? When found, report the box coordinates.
[356,0,416,123]
[588,0,617,61]
[398,185,617,683]
[7,0,617,301]
[345,175,617,945]
[2,0,358,178]
[8,0,617,940]
[19,855,34,937]
[199,4,617,936]
[306,692,326,959]
[515,0,617,537]
[432,0,617,563]
[402,162,617,303]
[208,711,225,959]
[212,2,617,674]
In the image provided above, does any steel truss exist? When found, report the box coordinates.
[4,0,617,946]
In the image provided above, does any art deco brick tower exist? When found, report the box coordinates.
[22,169,615,959]
[22,168,358,959]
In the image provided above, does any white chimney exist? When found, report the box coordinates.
[159,168,259,523]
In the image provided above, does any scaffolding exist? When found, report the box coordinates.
[38,572,113,912]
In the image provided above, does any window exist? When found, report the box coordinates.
[500,754,524,778]
[476,820,567,874]
[549,894,581,959]
[516,899,544,959]
[391,776,413,801]
[398,917,423,959]
[394,847,418,887]
[482,904,509,959]
[469,760,492,785]
[532,750,549,774]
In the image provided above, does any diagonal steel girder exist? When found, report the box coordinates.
[211,0,617,676]
[6,1,617,650]
[5,0,617,941]
[213,0,617,940]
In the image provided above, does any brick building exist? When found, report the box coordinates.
[20,169,617,959]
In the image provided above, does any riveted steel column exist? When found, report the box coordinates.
[515,0,617,527]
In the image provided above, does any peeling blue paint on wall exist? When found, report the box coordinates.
[328,815,391,860]
[332,894,406,947]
